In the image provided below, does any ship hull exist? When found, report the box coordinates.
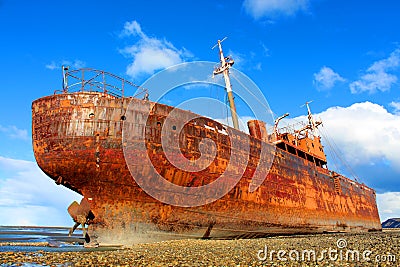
[32,92,381,245]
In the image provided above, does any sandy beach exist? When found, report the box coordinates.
[0,230,398,266]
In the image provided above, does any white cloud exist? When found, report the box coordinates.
[0,157,81,226]
[389,101,400,114]
[260,42,270,57]
[226,49,263,71]
[313,66,346,90]
[0,125,28,141]
[227,49,244,68]
[45,61,58,70]
[377,192,400,222]
[316,102,400,169]
[350,48,400,93]
[45,59,86,70]
[243,0,310,19]
[119,20,193,79]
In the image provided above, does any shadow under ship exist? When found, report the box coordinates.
[32,41,381,245]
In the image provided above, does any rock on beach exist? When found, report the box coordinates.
[0,230,399,266]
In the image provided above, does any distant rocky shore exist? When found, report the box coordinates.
[0,230,399,266]
[382,218,400,228]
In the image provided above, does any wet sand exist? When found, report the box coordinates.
[0,230,399,266]
[0,226,85,253]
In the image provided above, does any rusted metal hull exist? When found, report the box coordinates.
[32,92,381,245]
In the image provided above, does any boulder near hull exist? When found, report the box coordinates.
[32,91,381,245]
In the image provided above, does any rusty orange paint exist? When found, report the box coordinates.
[32,92,381,245]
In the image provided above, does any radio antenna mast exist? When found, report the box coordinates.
[212,38,239,130]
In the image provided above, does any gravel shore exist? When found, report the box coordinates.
[0,230,398,266]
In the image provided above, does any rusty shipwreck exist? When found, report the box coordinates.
[32,40,381,245]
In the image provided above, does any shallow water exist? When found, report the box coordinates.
[0,226,86,252]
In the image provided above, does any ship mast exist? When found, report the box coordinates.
[212,38,239,130]
[304,101,322,136]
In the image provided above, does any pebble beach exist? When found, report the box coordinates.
[0,230,399,267]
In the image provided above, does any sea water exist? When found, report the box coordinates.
[0,226,85,252]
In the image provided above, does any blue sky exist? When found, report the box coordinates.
[1,0,400,225]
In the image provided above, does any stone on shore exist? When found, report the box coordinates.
[0,231,398,266]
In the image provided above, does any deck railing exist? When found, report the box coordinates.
[55,68,148,99]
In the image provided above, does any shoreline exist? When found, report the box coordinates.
[0,231,398,266]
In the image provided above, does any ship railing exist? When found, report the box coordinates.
[276,121,307,135]
[55,68,148,99]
